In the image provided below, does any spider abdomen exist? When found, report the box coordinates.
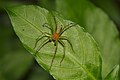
[52,33,59,41]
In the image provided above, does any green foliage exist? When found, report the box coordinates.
[6,5,106,80]
[0,0,118,79]
[0,27,33,80]
[56,0,120,79]
[39,0,55,10]
[104,65,119,80]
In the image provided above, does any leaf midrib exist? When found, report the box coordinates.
[57,17,97,80]
[9,8,97,80]
[9,9,45,34]
[67,52,97,80]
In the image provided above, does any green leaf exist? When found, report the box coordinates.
[104,65,119,80]
[0,51,33,80]
[0,27,33,80]
[6,5,102,80]
[56,0,120,79]
[39,0,56,10]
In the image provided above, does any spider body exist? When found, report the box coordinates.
[52,32,60,41]
[33,13,77,70]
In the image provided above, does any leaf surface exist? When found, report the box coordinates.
[56,0,120,78]
[7,5,102,80]
[104,65,119,80]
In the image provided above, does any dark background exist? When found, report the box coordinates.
[0,0,119,80]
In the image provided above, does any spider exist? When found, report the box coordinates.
[33,13,77,70]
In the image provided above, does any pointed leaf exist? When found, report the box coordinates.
[6,5,102,80]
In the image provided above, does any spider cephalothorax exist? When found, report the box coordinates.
[33,13,77,70]
[52,32,59,41]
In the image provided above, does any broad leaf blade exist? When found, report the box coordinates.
[7,5,102,80]
[56,0,120,78]
[104,65,119,80]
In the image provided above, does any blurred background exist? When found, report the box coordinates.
[0,0,119,80]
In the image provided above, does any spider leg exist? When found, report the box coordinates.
[60,23,77,36]
[50,12,57,33]
[34,38,50,56]
[33,35,50,49]
[44,32,51,36]
[50,41,58,70]
[42,23,53,34]
[53,16,57,32]
[58,40,65,66]
[60,37,75,53]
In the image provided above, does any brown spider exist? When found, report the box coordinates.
[33,13,76,70]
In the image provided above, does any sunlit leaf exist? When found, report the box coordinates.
[56,0,120,79]
[6,5,102,80]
